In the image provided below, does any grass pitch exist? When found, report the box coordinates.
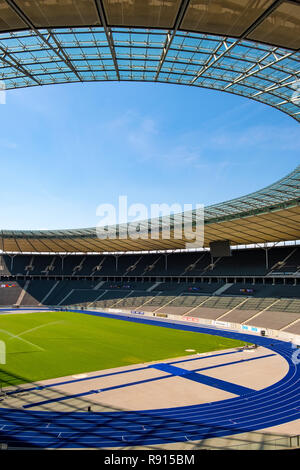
[0,311,247,386]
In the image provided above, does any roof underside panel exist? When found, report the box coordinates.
[1,166,299,253]
[0,205,299,253]
[0,27,299,121]
[0,1,299,121]
[1,1,299,50]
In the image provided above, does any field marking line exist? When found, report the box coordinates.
[6,320,65,342]
[0,319,64,353]
[0,328,45,352]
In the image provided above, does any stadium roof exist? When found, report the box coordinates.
[0,1,299,121]
[0,0,299,253]
[1,165,299,253]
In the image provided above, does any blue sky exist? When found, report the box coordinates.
[0,80,299,230]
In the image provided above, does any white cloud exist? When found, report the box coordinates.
[206,125,300,151]
[99,110,207,167]
[97,109,300,180]
[0,139,17,149]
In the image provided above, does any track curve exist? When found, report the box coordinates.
[0,310,299,449]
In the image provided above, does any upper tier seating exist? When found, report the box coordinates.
[1,246,299,278]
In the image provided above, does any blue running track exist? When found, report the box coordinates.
[0,308,299,449]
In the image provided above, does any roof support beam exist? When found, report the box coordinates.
[4,0,81,81]
[94,0,120,80]
[0,45,41,85]
[253,74,300,96]
[45,29,82,81]
[155,0,190,80]
[224,49,296,91]
[190,0,286,85]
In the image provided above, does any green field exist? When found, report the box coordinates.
[0,311,248,386]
